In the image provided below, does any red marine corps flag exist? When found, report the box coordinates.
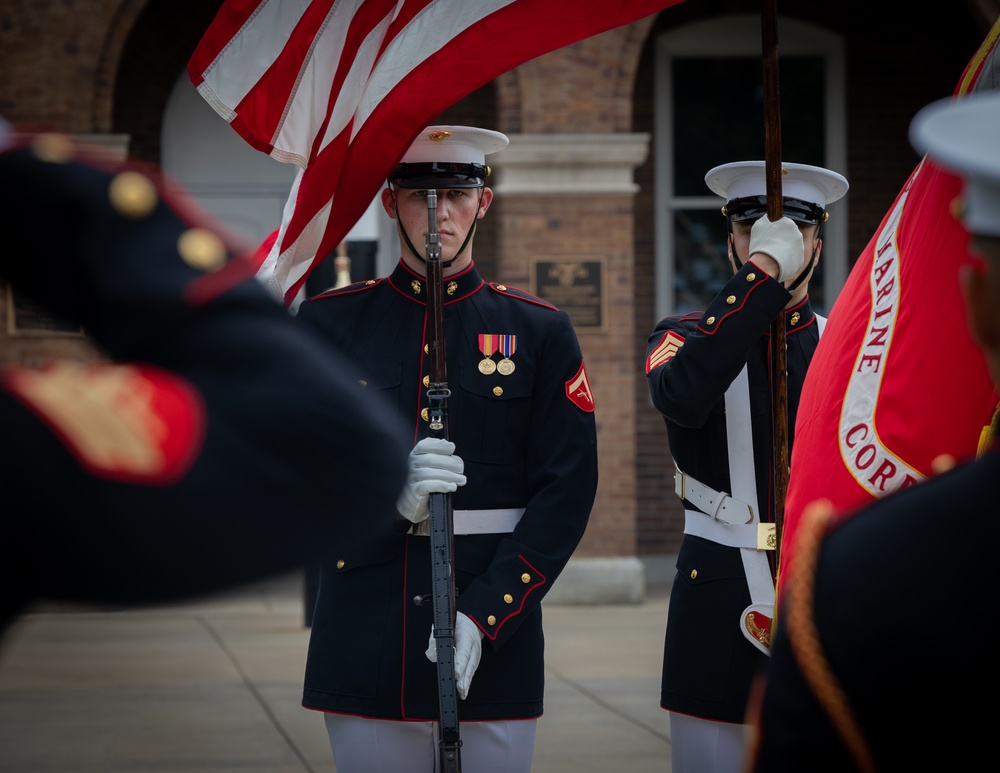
[778,20,1000,590]
[188,0,686,306]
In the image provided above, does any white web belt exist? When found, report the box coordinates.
[411,508,525,536]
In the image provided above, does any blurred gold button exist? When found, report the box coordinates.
[521,573,531,584]
[337,560,345,569]
[421,408,429,421]
[109,171,157,219]
[423,375,430,387]
[690,569,698,580]
[504,594,513,604]
[726,295,736,305]
[493,386,503,396]
[487,615,497,626]
[178,228,226,271]
[706,316,715,325]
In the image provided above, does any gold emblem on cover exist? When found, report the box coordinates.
[429,130,452,142]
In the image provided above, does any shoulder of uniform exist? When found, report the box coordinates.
[487,282,557,311]
[311,277,383,299]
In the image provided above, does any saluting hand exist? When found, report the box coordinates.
[749,215,805,283]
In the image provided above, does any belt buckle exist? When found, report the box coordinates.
[756,523,776,551]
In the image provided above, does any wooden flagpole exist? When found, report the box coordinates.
[761,0,788,569]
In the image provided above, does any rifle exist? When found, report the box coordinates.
[761,0,788,570]
[424,188,463,773]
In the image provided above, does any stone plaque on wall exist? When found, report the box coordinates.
[530,258,606,330]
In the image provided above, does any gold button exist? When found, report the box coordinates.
[521,573,531,584]
[504,594,513,604]
[706,316,716,325]
[366,279,376,285]
[108,171,157,219]
[423,375,430,387]
[487,615,497,626]
[493,386,503,396]
[424,344,430,354]
[359,379,367,388]
[726,295,736,305]
[746,272,756,282]
[178,228,226,271]
[421,408,429,421]
[496,285,507,291]
[337,560,345,569]
[690,569,697,580]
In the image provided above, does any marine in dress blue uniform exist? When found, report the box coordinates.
[746,91,1000,773]
[297,126,598,773]
[0,125,409,633]
[644,161,848,772]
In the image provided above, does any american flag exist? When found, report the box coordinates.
[189,0,685,306]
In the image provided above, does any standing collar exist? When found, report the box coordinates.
[387,259,484,304]
[784,296,817,332]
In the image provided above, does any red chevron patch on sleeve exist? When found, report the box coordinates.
[565,361,595,412]
[646,331,685,373]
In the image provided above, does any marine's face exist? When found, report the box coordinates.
[382,184,493,275]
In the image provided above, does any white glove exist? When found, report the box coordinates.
[395,437,466,524]
[426,611,484,700]
[749,216,805,283]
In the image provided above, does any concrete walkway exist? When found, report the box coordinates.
[0,573,672,772]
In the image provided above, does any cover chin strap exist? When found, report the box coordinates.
[392,184,483,268]
[727,218,823,292]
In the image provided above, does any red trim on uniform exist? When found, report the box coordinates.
[488,282,557,310]
[312,276,384,300]
[478,555,546,642]
[696,272,769,335]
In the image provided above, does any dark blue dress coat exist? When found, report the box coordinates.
[297,259,598,721]
[645,260,821,723]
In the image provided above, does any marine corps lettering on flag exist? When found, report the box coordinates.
[778,20,1000,591]
[188,0,686,307]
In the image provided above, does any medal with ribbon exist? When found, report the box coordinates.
[498,335,517,375]
[478,334,498,375]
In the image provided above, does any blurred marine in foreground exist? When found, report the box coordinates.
[0,122,409,634]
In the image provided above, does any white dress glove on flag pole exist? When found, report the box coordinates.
[395,437,467,524]
[749,216,805,282]
[426,611,484,700]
